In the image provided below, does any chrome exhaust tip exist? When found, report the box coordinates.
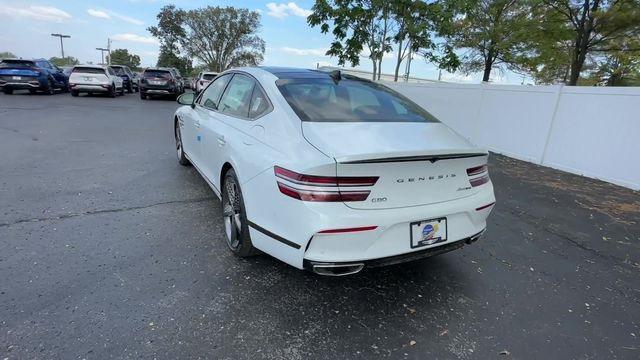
[312,263,365,276]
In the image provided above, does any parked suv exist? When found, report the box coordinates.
[0,58,68,95]
[68,65,124,97]
[110,65,137,93]
[140,68,181,100]
[195,71,218,93]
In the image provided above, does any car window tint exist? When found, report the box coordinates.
[277,77,439,123]
[249,86,270,118]
[218,74,255,118]
[72,67,106,74]
[200,73,232,109]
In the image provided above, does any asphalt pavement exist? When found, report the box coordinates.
[1,90,639,359]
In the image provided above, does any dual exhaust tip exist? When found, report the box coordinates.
[312,263,365,276]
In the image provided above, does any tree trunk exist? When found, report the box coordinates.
[377,57,382,80]
[482,48,494,82]
[372,59,377,81]
[394,38,404,82]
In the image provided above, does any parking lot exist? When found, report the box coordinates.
[1,91,638,359]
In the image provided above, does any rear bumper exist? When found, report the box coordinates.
[303,229,484,272]
[141,86,176,94]
[0,79,45,90]
[71,84,110,93]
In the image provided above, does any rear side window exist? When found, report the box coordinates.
[72,67,105,74]
[218,74,255,118]
[276,77,439,123]
[144,70,171,79]
[199,73,232,109]
[202,74,217,80]
[0,60,35,67]
[249,86,270,118]
[111,67,125,75]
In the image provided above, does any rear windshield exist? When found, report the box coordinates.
[72,67,105,74]
[0,60,35,67]
[144,70,171,79]
[276,77,439,123]
[202,74,217,80]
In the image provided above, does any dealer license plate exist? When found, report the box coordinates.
[410,218,447,248]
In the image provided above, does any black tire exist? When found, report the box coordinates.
[71,90,79,97]
[127,83,133,93]
[3,88,13,95]
[140,92,146,100]
[29,89,36,95]
[222,169,259,257]
[46,80,55,95]
[118,87,125,96]
[174,121,190,166]
[109,85,116,98]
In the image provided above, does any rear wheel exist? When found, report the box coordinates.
[222,169,258,257]
[118,86,125,96]
[3,88,13,95]
[109,85,116,98]
[140,92,146,100]
[71,90,79,97]
[127,83,133,93]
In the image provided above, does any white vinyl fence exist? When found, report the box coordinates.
[384,81,640,190]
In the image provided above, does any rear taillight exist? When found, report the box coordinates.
[467,164,490,187]
[275,166,378,202]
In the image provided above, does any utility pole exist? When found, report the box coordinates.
[96,48,109,65]
[51,33,71,59]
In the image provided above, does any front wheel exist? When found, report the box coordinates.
[46,80,55,95]
[71,90,79,97]
[174,121,190,166]
[109,85,116,98]
[222,169,259,257]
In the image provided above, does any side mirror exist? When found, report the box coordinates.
[177,92,195,106]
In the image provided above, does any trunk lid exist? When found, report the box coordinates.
[69,72,109,84]
[302,122,488,209]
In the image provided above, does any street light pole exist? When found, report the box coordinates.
[96,48,109,65]
[51,33,71,59]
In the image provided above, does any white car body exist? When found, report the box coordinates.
[69,65,123,95]
[174,67,495,275]
[195,71,218,93]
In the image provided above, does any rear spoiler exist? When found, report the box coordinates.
[339,152,488,164]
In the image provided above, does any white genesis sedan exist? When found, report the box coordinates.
[173,67,495,276]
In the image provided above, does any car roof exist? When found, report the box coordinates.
[73,64,109,69]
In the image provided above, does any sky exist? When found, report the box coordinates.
[0,0,527,84]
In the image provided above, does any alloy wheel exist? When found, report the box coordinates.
[223,179,242,250]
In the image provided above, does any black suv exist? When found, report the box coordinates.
[110,65,137,93]
[139,68,181,100]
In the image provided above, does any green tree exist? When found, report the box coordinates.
[537,0,640,85]
[583,37,640,86]
[157,45,193,75]
[106,49,141,70]
[149,6,265,72]
[308,0,393,80]
[439,0,534,82]
[49,56,79,67]
[0,51,16,60]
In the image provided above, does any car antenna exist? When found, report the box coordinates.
[329,69,341,84]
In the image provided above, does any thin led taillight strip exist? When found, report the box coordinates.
[470,175,490,187]
[466,165,488,176]
[318,226,378,234]
[274,166,378,187]
[277,182,370,202]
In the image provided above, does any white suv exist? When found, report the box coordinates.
[195,71,218,93]
[69,65,124,97]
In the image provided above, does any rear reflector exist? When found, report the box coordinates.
[277,182,370,202]
[470,175,490,187]
[318,226,378,234]
[275,166,378,187]
[476,202,495,211]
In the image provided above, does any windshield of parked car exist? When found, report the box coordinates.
[276,76,439,123]
[72,67,106,74]
[0,60,36,67]
[111,67,126,75]
[144,70,171,79]
[202,74,217,80]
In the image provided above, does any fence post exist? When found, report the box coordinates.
[540,84,564,165]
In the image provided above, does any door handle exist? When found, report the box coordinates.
[217,136,226,146]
